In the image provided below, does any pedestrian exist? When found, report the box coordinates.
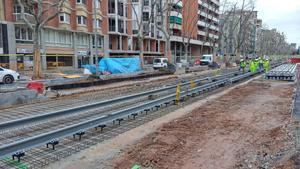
[250,59,256,72]
[264,59,270,72]
[240,59,246,73]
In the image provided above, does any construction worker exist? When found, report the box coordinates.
[240,59,246,73]
[250,59,256,72]
[264,59,270,72]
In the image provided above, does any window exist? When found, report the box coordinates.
[92,35,103,48]
[77,16,87,25]
[95,0,101,8]
[15,26,33,42]
[13,5,21,13]
[0,26,3,48]
[108,0,115,13]
[144,0,149,6]
[13,5,30,14]
[109,18,116,31]
[59,13,70,24]
[96,19,102,28]
[118,19,124,33]
[76,0,86,5]
[76,33,89,47]
[118,2,124,16]
[143,12,149,21]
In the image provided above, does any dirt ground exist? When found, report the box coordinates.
[113,81,296,169]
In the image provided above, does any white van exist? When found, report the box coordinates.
[153,58,168,69]
[200,54,214,65]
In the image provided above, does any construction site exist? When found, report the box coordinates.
[0,58,299,169]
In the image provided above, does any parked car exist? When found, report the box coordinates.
[0,67,20,84]
[153,58,168,70]
[200,54,214,65]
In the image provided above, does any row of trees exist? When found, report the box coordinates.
[256,27,293,56]
[218,0,294,61]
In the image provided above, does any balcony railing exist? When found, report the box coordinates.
[13,13,35,23]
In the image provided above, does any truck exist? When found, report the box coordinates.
[200,54,213,65]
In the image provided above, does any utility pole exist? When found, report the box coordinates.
[93,0,99,74]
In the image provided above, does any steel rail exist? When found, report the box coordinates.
[0,70,260,158]
[0,71,240,131]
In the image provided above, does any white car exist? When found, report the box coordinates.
[0,67,20,84]
[153,58,168,69]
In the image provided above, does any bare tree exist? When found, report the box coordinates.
[154,0,173,62]
[235,0,255,60]
[257,28,292,56]
[219,0,256,62]
[17,0,66,78]
[218,1,237,65]
[131,0,161,68]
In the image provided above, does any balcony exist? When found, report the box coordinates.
[172,0,182,7]
[170,23,182,30]
[170,16,182,25]
[198,11,219,22]
[170,11,182,19]
[13,13,35,23]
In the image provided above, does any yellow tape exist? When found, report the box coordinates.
[190,80,196,89]
[175,84,181,105]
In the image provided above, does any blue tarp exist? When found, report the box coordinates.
[100,57,141,74]
[84,57,141,74]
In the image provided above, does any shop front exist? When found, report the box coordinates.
[16,47,33,70]
[46,54,73,69]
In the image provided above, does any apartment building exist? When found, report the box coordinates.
[170,0,220,62]
[1,0,107,70]
[0,0,5,56]
[0,0,219,70]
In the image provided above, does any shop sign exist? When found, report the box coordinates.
[17,48,33,53]
[77,50,88,56]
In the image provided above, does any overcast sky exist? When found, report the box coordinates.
[226,0,300,47]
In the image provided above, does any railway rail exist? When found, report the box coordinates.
[265,63,297,81]
[0,68,237,123]
[0,63,281,168]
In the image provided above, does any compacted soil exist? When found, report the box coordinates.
[113,81,296,169]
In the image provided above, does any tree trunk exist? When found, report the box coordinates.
[200,44,204,56]
[138,37,144,68]
[184,43,188,61]
[33,29,42,79]
[165,37,172,63]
